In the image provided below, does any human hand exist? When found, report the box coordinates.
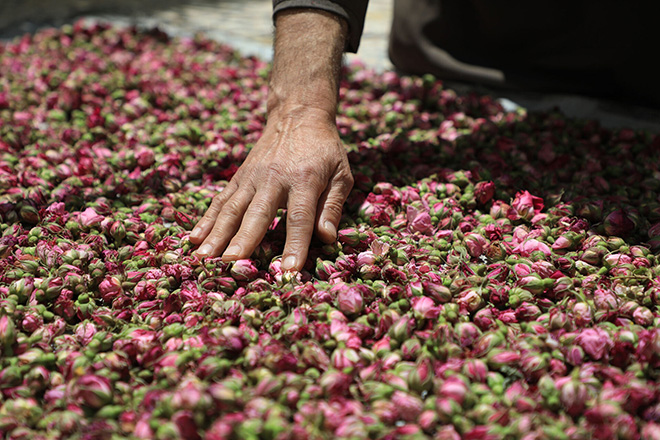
[189,107,353,271]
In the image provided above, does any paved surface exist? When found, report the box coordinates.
[2,0,659,132]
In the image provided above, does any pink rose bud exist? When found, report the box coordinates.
[576,328,611,360]
[439,376,469,405]
[454,322,482,348]
[230,259,258,282]
[315,259,337,280]
[407,358,433,393]
[174,211,194,230]
[74,321,97,345]
[330,347,359,369]
[641,423,660,440]
[412,296,441,320]
[464,233,489,258]
[572,301,593,326]
[435,425,461,440]
[75,374,113,408]
[509,191,544,221]
[565,345,585,366]
[487,349,521,370]
[336,287,363,316]
[422,281,452,304]
[474,181,495,205]
[514,238,552,257]
[391,390,423,422]
[560,379,588,417]
[320,370,351,397]
[406,205,433,235]
[462,359,488,383]
[80,207,104,227]
[418,409,438,432]
[356,250,376,266]
[337,228,363,247]
[0,315,17,348]
[585,402,622,425]
[98,276,122,302]
[633,307,654,326]
[388,317,413,342]
[593,289,619,311]
[603,209,635,237]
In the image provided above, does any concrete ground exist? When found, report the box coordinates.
[2,0,659,132]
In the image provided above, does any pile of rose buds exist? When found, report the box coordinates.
[2,21,660,440]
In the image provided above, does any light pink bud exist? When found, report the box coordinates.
[509,191,544,221]
[336,287,363,316]
[464,233,489,258]
[633,307,654,326]
[356,251,376,266]
[560,379,588,417]
[454,322,481,348]
[440,377,468,405]
[412,296,440,320]
[75,374,113,408]
[407,205,433,235]
[642,423,660,440]
[331,347,359,369]
[80,207,104,227]
[230,259,258,282]
[488,350,521,369]
[391,390,423,421]
[576,328,611,360]
[514,238,552,257]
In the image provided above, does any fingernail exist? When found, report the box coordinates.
[223,244,242,258]
[282,256,298,271]
[197,244,212,256]
[324,220,336,237]
[190,228,201,239]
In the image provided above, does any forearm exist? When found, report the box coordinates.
[268,9,348,122]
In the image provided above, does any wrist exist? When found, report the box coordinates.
[267,103,337,130]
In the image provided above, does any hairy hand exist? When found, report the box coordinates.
[189,108,353,271]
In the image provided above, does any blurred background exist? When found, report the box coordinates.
[0,0,394,70]
[1,0,658,131]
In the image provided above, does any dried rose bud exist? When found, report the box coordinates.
[412,296,440,320]
[559,378,588,417]
[509,191,544,221]
[391,390,423,422]
[603,209,636,237]
[474,181,495,205]
[422,281,452,304]
[230,259,258,282]
[462,359,488,383]
[576,328,611,360]
[0,315,17,349]
[74,374,113,408]
[336,287,363,317]
[407,357,433,393]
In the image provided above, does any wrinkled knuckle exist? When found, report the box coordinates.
[287,206,314,224]
[222,198,244,218]
[294,166,324,188]
[250,200,275,221]
[324,199,344,215]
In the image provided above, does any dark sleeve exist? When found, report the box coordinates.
[272,0,369,53]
